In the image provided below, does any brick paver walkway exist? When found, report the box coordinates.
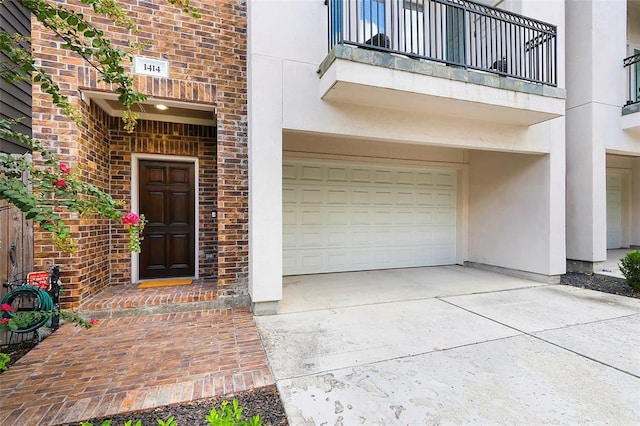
[0,308,274,425]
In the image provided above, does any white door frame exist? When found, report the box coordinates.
[131,153,200,283]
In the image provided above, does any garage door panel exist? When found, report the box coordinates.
[352,231,370,245]
[351,250,371,267]
[416,211,434,225]
[351,168,371,182]
[283,188,296,203]
[435,192,455,206]
[301,210,322,225]
[328,167,348,181]
[373,211,393,225]
[416,192,434,205]
[396,211,413,225]
[283,164,296,180]
[436,173,455,187]
[417,172,434,185]
[374,191,393,205]
[283,161,457,275]
[351,211,370,225]
[301,254,323,270]
[396,192,414,205]
[351,191,370,204]
[327,252,348,268]
[327,190,348,204]
[301,165,323,181]
[283,231,297,247]
[437,210,455,225]
[327,231,347,245]
[283,210,297,226]
[374,170,393,183]
[301,232,323,247]
[301,189,322,203]
[397,171,414,184]
[607,173,622,249]
[328,210,349,225]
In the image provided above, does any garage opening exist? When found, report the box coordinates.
[283,159,457,275]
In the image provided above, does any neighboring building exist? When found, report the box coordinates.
[30,0,248,308]
[1,0,33,284]
[248,0,567,313]
[0,0,31,154]
[566,0,640,272]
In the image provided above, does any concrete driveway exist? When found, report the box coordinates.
[255,266,640,425]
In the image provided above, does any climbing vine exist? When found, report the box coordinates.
[0,0,200,252]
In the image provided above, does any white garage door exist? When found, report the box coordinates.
[283,160,457,275]
[607,173,622,249]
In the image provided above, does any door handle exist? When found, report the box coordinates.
[9,243,16,266]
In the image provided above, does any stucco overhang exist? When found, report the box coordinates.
[318,46,566,127]
[621,104,640,132]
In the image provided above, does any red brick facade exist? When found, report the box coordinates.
[31,0,247,308]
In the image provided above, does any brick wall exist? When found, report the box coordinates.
[31,0,247,308]
[109,119,217,285]
[33,102,112,306]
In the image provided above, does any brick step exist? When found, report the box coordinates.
[77,280,250,319]
[80,296,251,319]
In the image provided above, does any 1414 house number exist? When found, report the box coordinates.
[134,56,169,78]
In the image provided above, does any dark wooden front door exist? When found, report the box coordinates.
[139,160,195,279]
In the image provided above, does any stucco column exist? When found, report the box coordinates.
[565,0,626,270]
[248,53,283,314]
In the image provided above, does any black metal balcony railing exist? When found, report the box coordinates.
[327,0,557,86]
[624,53,640,106]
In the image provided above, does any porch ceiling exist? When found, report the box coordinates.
[80,90,216,126]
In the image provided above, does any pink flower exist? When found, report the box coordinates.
[54,179,67,189]
[121,211,140,226]
[89,318,98,325]
[0,318,8,324]
[1,303,12,312]
[59,163,71,174]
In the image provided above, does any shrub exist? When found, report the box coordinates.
[206,399,262,426]
[619,250,640,292]
[79,399,262,426]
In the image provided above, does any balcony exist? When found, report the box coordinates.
[319,0,565,126]
[622,53,640,130]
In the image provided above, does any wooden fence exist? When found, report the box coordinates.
[0,199,35,345]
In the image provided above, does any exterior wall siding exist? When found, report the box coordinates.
[0,0,32,153]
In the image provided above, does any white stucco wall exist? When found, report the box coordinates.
[469,151,550,273]
[565,0,640,264]
[249,0,567,304]
[468,117,565,276]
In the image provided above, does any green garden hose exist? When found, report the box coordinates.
[1,286,54,333]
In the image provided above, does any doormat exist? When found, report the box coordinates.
[137,278,193,289]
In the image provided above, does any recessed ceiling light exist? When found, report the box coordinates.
[155,104,169,111]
